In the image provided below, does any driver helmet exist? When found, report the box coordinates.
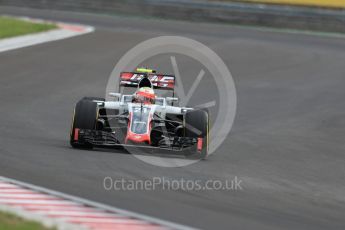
[133,87,156,104]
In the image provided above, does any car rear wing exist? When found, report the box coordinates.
[119,72,175,90]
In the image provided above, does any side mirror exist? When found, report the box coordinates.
[166,97,179,105]
[109,92,121,101]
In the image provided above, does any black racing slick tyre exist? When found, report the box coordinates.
[70,99,98,149]
[184,109,209,160]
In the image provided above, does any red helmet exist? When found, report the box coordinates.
[133,87,156,104]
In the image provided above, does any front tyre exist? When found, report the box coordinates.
[70,99,98,149]
[184,109,209,160]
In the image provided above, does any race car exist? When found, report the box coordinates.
[70,68,209,159]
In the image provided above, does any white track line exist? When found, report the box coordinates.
[0,176,197,230]
[0,16,94,53]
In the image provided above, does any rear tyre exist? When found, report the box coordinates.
[70,99,98,149]
[184,109,209,160]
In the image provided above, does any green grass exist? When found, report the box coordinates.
[0,16,57,39]
[0,211,52,230]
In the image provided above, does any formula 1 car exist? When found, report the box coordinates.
[70,68,209,159]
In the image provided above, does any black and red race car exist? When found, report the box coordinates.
[70,68,209,159]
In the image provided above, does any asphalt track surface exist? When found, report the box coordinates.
[1,6,345,230]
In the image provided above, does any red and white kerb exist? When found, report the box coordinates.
[0,180,169,230]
